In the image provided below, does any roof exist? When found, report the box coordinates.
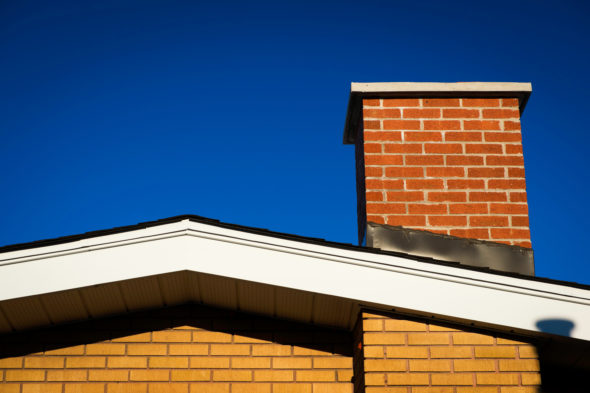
[343,81,533,144]
[1,214,589,344]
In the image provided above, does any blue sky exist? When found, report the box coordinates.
[1,1,589,284]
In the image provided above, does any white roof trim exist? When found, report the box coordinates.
[1,219,589,340]
[350,82,532,94]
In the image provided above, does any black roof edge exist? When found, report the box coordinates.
[1,214,588,291]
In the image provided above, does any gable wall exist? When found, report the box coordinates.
[0,305,353,393]
[359,311,541,392]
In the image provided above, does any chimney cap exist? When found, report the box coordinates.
[344,82,532,144]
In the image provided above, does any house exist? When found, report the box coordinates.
[0,82,588,393]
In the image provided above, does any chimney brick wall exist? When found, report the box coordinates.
[359,96,531,247]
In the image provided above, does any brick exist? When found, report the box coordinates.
[365,359,406,372]
[272,383,311,393]
[22,384,63,393]
[504,121,521,130]
[189,357,228,368]
[252,344,291,356]
[474,346,516,358]
[405,155,444,165]
[445,132,482,141]
[64,384,105,393]
[295,370,336,381]
[112,332,151,342]
[365,155,404,166]
[476,373,519,385]
[364,373,385,385]
[66,356,106,368]
[89,370,129,381]
[521,373,542,385]
[464,120,500,130]
[292,347,333,356]
[404,131,442,141]
[409,359,451,371]
[483,109,519,119]
[505,144,523,154]
[456,388,497,393]
[231,384,271,393]
[413,388,454,393]
[489,203,527,214]
[193,331,232,342]
[468,167,504,178]
[232,357,271,368]
[189,383,230,393]
[407,333,449,345]
[365,143,383,153]
[383,143,423,154]
[5,370,45,381]
[408,204,447,214]
[386,191,424,201]
[312,384,353,393]
[428,215,467,226]
[46,370,87,381]
[149,383,188,393]
[446,156,484,166]
[430,346,472,358]
[364,333,406,345]
[406,179,444,189]
[502,98,519,107]
[272,357,312,369]
[364,120,381,129]
[518,346,537,358]
[366,167,383,177]
[171,370,211,381]
[498,359,540,371]
[511,216,529,227]
[366,179,404,190]
[150,356,189,368]
[366,387,406,393]
[465,143,503,154]
[486,155,524,166]
[446,180,485,190]
[384,319,427,331]
[469,192,507,202]
[403,108,440,118]
[86,343,126,355]
[488,179,527,190]
[426,167,464,177]
[363,319,383,331]
[443,109,480,118]
[383,120,422,130]
[386,167,424,177]
[363,99,381,106]
[423,120,461,130]
[453,332,494,345]
[386,346,428,358]
[470,216,509,227]
[386,215,426,226]
[365,131,402,142]
[508,168,525,178]
[366,203,405,215]
[207,344,252,356]
[313,358,352,369]
[431,374,473,385]
[424,143,463,154]
[212,370,251,382]
[383,98,421,107]
[454,359,496,371]
[108,356,147,368]
[509,192,527,202]
[428,192,466,202]
[500,388,538,393]
[363,108,401,118]
[337,369,353,382]
[364,346,384,358]
[253,370,293,381]
[484,132,521,142]
[107,383,148,393]
[128,344,168,355]
[423,98,461,107]
[24,357,64,368]
[450,228,490,239]
[386,373,429,385]
[463,98,500,107]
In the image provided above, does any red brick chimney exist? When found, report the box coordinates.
[344,82,532,248]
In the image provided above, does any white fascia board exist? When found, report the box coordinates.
[350,82,532,94]
[0,219,589,341]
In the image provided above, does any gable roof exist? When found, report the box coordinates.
[0,215,589,343]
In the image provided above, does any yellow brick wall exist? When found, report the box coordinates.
[0,305,353,393]
[359,311,541,393]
